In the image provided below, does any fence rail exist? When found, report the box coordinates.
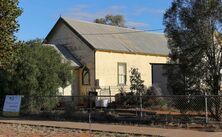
[1,95,222,125]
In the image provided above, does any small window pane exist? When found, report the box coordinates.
[119,64,125,74]
[119,75,125,84]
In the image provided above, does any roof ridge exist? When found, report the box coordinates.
[61,16,164,35]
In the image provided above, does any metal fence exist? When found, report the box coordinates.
[1,94,222,125]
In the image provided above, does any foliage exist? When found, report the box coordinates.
[116,86,167,108]
[115,69,151,108]
[0,40,73,113]
[94,14,126,27]
[25,38,43,46]
[163,64,186,95]
[0,0,22,108]
[129,68,145,95]
[164,0,222,120]
[142,86,164,108]
[115,91,139,107]
[0,0,22,69]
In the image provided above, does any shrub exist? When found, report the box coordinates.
[143,86,166,108]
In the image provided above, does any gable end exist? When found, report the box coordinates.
[44,17,95,51]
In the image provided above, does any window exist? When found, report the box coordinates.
[118,63,127,85]
[82,67,90,85]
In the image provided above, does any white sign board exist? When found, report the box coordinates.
[3,95,22,113]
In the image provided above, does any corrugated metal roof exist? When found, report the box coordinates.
[45,44,81,68]
[62,17,169,56]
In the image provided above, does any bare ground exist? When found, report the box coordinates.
[0,123,148,137]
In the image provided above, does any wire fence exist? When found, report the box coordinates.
[1,94,222,126]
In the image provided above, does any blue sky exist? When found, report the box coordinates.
[17,0,172,41]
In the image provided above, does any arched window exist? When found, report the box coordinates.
[82,67,90,85]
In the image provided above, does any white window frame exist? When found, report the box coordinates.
[118,63,127,85]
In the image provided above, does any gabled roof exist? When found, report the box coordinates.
[45,17,169,56]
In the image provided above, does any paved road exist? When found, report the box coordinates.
[0,119,222,137]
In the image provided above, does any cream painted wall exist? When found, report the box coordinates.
[95,51,168,95]
[58,85,72,96]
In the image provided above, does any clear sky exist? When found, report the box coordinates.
[16,0,172,41]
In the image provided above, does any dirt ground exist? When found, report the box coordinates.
[0,123,148,137]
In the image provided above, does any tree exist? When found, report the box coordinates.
[130,68,145,95]
[164,0,222,120]
[129,68,145,119]
[0,40,73,113]
[0,0,22,69]
[94,14,126,27]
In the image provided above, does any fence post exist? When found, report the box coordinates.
[109,86,111,103]
[89,93,92,136]
[140,92,143,121]
[205,92,208,124]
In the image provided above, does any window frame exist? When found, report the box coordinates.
[82,67,90,85]
[117,62,127,85]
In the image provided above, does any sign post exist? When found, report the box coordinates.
[3,95,22,117]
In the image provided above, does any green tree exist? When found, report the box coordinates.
[25,38,43,46]
[164,0,222,120]
[0,40,73,113]
[129,68,145,95]
[129,68,145,119]
[0,0,22,69]
[94,14,126,27]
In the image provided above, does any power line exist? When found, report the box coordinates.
[81,28,164,35]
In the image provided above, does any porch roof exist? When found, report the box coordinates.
[45,44,82,68]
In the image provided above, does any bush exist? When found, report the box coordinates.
[1,41,73,113]
[115,86,169,109]
[21,96,60,114]
[115,89,139,108]
[143,86,167,109]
